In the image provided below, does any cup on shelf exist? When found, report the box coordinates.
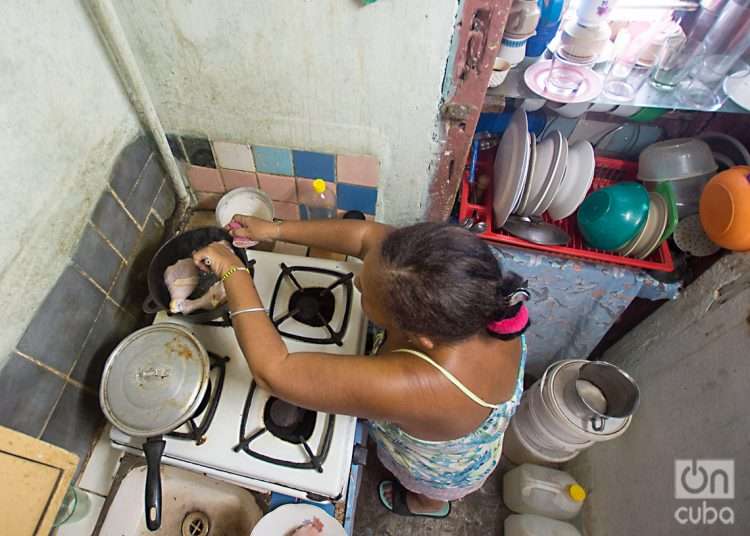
[603,58,653,102]
[576,0,619,28]
[489,58,512,88]
[505,0,541,40]
[559,20,612,65]
[499,36,530,67]
[650,25,689,91]
[545,53,589,97]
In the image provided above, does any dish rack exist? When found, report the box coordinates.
[459,155,675,272]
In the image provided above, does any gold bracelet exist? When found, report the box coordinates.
[221,266,249,282]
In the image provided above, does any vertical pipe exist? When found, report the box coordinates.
[84,0,194,219]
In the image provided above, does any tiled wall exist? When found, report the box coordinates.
[166,134,380,219]
[0,136,176,473]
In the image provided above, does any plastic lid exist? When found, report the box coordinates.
[313,179,327,194]
[568,483,587,502]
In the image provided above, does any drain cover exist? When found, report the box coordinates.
[182,511,211,536]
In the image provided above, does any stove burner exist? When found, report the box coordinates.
[269,263,354,346]
[233,382,335,473]
[264,398,316,444]
[168,352,229,444]
[289,288,336,327]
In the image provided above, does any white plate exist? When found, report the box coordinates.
[724,70,750,112]
[250,504,345,536]
[547,140,595,221]
[531,131,568,216]
[493,109,530,227]
[510,133,531,214]
[634,192,669,259]
[518,133,555,216]
[515,133,537,215]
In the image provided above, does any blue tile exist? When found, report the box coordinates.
[292,150,335,181]
[252,146,294,176]
[336,183,378,215]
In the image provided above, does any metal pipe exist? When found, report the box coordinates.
[84,0,194,223]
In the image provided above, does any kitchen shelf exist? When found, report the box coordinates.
[487,58,745,114]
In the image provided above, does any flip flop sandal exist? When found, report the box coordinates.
[377,480,451,519]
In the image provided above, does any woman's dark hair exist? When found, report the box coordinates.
[379,222,526,342]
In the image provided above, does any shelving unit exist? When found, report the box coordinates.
[486,58,746,114]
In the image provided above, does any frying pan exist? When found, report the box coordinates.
[100,323,210,531]
[143,227,252,325]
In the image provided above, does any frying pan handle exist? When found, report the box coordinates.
[143,295,163,315]
[144,437,165,531]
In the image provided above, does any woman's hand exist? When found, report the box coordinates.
[192,241,244,276]
[226,215,280,243]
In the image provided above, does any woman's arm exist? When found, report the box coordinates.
[229,216,392,259]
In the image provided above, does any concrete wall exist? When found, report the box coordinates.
[567,252,750,535]
[0,0,141,368]
[111,0,459,224]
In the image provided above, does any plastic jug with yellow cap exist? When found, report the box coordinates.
[503,464,587,520]
[301,179,337,221]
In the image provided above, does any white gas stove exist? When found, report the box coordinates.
[110,250,367,502]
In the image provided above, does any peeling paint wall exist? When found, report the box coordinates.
[0,1,141,368]
[111,0,459,223]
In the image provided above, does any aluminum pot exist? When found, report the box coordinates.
[100,323,210,531]
[573,361,640,432]
[143,227,251,325]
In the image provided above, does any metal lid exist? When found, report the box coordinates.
[100,323,210,437]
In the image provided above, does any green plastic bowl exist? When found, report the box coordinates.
[577,181,650,251]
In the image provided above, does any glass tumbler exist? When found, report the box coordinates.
[545,52,587,97]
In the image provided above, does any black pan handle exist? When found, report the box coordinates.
[143,437,165,531]
[143,295,163,314]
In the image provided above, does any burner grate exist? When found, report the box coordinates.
[268,263,353,346]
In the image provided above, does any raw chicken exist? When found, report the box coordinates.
[164,258,200,313]
[288,517,324,536]
[172,280,227,314]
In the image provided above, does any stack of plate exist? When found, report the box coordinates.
[615,191,669,259]
[492,109,596,228]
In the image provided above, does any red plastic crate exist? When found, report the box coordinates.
[459,155,674,272]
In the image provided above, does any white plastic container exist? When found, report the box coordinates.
[504,514,582,536]
[503,464,586,520]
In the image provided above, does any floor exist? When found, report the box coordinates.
[353,446,514,536]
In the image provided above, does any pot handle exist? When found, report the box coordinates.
[143,295,163,315]
[143,437,165,532]
[591,415,606,432]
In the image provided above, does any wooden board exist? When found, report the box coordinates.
[0,426,79,536]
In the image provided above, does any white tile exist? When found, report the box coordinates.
[56,491,105,536]
[78,425,122,496]
[212,141,255,171]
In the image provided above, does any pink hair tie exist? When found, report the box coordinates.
[487,304,529,335]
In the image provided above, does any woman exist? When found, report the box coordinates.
[193,216,529,519]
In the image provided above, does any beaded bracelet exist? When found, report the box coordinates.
[221,266,250,282]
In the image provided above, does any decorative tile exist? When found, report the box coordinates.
[187,165,224,193]
[336,183,378,215]
[337,154,380,187]
[17,266,106,373]
[258,173,297,202]
[153,180,176,222]
[221,169,258,191]
[273,241,309,257]
[182,137,216,168]
[71,299,139,389]
[91,190,140,259]
[73,224,122,291]
[292,150,335,181]
[296,177,336,206]
[126,155,165,224]
[272,201,300,220]
[166,134,187,161]
[41,383,104,469]
[110,136,154,200]
[195,192,222,210]
[212,141,255,171]
[252,146,294,176]
[0,353,65,437]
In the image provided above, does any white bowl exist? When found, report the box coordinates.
[216,188,274,248]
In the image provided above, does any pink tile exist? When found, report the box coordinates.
[196,192,222,210]
[187,165,224,193]
[258,173,297,202]
[296,178,336,206]
[221,169,258,190]
[272,201,300,220]
[336,154,380,187]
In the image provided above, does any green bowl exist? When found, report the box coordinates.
[577,181,650,251]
